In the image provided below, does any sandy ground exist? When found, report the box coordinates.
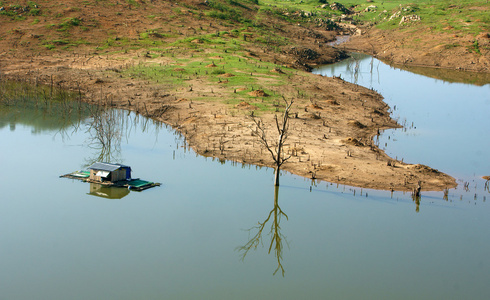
[0,0,464,192]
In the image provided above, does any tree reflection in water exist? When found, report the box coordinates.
[237,186,289,276]
[84,106,122,165]
[0,80,91,133]
[0,79,167,167]
[83,107,163,166]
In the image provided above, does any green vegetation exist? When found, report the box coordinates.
[122,47,296,112]
[0,1,41,19]
[206,0,250,23]
[42,38,88,50]
[257,0,342,29]
[257,0,488,35]
[125,0,141,7]
[57,17,81,31]
[341,0,489,35]
[44,44,56,50]
[469,39,481,54]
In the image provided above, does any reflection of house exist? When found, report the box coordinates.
[88,183,130,199]
[88,162,131,183]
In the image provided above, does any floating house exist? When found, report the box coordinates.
[61,162,160,191]
[88,162,131,183]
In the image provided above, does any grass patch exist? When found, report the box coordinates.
[445,43,461,49]
[338,0,489,35]
[51,39,69,45]
[468,40,481,54]
[122,45,296,112]
[206,0,249,22]
[42,38,89,50]
[125,0,141,7]
[57,17,82,31]
[0,2,41,19]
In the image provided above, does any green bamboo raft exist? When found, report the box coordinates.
[125,179,161,191]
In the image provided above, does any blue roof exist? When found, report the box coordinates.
[88,162,131,172]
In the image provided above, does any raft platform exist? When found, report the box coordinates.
[60,170,161,191]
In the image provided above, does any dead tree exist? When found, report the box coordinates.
[250,98,294,186]
[412,181,422,213]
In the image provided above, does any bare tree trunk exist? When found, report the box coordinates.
[274,167,280,186]
[250,98,293,187]
[274,130,284,186]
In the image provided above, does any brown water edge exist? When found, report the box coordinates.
[331,35,490,86]
[0,49,456,192]
[342,28,490,74]
[386,63,490,86]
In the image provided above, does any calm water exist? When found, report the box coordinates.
[1,61,490,300]
[314,53,490,194]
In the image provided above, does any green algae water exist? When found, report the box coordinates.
[1,71,489,300]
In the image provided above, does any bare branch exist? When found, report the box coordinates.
[236,209,274,261]
[250,115,278,161]
[249,98,294,186]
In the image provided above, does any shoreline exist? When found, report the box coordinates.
[342,28,490,74]
[1,48,457,192]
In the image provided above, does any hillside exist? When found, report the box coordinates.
[0,0,346,68]
[342,0,490,73]
[1,0,488,71]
